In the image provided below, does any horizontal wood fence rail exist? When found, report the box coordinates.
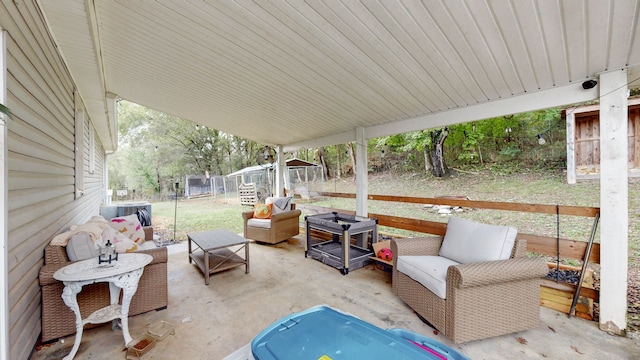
[294,195,600,264]
[300,191,600,217]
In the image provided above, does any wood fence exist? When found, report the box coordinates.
[293,191,600,304]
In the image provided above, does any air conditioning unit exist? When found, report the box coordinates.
[100,202,152,225]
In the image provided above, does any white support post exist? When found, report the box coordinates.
[598,69,628,335]
[0,28,9,360]
[355,127,367,217]
[566,111,576,184]
[275,145,285,197]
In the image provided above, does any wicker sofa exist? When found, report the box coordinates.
[391,217,548,343]
[38,243,168,342]
[242,197,301,245]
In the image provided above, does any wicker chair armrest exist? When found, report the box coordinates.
[44,245,70,265]
[138,246,168,265]
[390,236,443,265]
[270,209,301,222]
[38,263,67,286]
[448,257,548,289]
[242,210,254,221]
[143,226,154,241]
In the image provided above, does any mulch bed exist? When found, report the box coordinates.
[545,268,581,284]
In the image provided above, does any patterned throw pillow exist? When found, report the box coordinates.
[101,226,138,253]
[109,214,146,244]
[253,203,272,219]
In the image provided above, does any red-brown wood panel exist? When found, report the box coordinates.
[575,114,600,170]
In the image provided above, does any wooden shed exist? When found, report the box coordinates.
[565,97,640,183]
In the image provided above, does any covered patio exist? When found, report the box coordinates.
[30,237,640,359]
[1,1,640,359]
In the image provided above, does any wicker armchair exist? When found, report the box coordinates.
[391,220,548,343]
[38,244,168,343]
[242,198,301,245]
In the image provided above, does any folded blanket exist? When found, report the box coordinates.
[272,196,292,211]
[50,222,107,246]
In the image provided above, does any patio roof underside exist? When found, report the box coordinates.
[38,0,640,153]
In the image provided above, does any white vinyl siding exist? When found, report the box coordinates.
[0,25,10,360]
[74,102,84,199]
[1,1,107,359]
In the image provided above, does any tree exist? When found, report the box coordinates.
[404,130,432,174]
[375,131,434,174]
[111,101,279,198]
[315,147,331,180]
[429,127,449,177]
[111,100,573,193]
[451,122,483,164]
[335,144,342,178]
[346,142,356,177]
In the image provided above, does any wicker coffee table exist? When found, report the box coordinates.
[187,229,250,285]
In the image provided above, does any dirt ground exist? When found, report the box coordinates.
[627,267,640,337]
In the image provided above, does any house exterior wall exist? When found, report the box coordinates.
[1,1,107,359]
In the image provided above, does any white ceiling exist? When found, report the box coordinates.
[38,0,640,152]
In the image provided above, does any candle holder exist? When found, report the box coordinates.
[98,239,118,264]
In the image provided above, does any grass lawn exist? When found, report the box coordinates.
[147,169,639,260]
[150,198,248,241]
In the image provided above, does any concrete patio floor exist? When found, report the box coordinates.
[31,235,640,360]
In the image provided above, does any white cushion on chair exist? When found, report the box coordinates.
[247,218,271,229]
[396,255,460,299]
[439,217,517,264]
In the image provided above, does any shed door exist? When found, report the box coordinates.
[574,106,640,175]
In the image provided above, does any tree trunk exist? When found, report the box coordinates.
[336,144,342,179]
[156,164,162,195]
[347,142,356,177]
[423,146,432,174]
[316,147,331,180]
[430,128,449,177]
[471,123,483,165]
